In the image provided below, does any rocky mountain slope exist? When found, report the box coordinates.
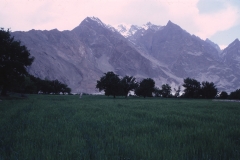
[118,20,239,91]
[220,39,240,90]
[12,17,172,93]
[12,17,240,93]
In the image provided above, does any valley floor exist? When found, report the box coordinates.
[0,95,239,159]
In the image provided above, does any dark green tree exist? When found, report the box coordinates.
[120,76,138,98]
[135,78,155,98]
[15,76,36,94]
[161,84,172,98]
[38,79,71,94]
[154,87,162,97]
[0,28,34,96]
[61,86,71,95]
[229,89,240,100]
[96,71,121,98]
[201,81,218,99]
[219,91,228,99]
[51,80,68,94]
[28,74,43,93]
[182,78,201,98]
[40,79,53,94]
[174,86,181,97]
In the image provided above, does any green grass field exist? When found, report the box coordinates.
[0,95,240,160]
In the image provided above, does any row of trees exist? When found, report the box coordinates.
[96,72,138,98]
[96,72,240,99]
[0,28,71,96]
[1,74,71,95]
[227,89,240,100]
[20,75,71,95]
[182,78,218,99]
[96,71,178,98]
[182,78,240,99]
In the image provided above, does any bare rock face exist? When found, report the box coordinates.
[124,20,240,91]
[205,38,221,53]
[12,17,240,93]
[13,28,97,93]
[12,17,172,93]
[219,39,240,90]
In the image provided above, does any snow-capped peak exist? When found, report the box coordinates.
[106,24,117,33]
[114,24,132,37]
[142,22,152,30]
[142,22,162,31]
[114,22,162,38]
[85,17,117,33]
[220,38,240,58]
[87,16,106,27]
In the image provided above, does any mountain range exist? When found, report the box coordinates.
[11,17,240,93]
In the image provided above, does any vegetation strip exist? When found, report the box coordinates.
[0,95,240,159]
[213,99,240,103]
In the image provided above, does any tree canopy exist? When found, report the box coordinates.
[201,81,218,99]
[96,72,121,98]
[0,28,34,96]
[154,87,162,97]
[14,75,71,95]
[120,76,138,98]
[182,78,218,99]
[135,78,155,98]
[174,86,181,97]
[229,89,240,100]
[95,73,237,100]
[219,91,228,99]
[161,84,172,98]
[182,78,201,98]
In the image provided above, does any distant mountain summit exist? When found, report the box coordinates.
[115,22,162,38]
[221,39,240,62]
[205,38,221,53]
[11,17,240,92]
[142,22,162,31]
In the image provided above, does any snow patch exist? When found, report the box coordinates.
[142,22,162,31]
[114,22,162,37]
[107,25,116,33]
[114,24,132,37]
[89,17,105,27]
[142,25,149,30]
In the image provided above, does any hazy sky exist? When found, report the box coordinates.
[1,0,240,49]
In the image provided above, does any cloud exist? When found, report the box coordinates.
[152,0,239,40]
[219,45,227,50]
[0,0,239,46]
[0,0,57,30]
[194,4,239,39]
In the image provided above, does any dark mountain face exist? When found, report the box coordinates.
[12,17,171,93]
[13,28,98,93]
[131,20,220,65]
[221,39,240,66]
[219,39,240,89]
[205,38,221,53]
[11,17,240,93]
[72,17,169,77]
[124,20,240,91]
[128,21,221,76]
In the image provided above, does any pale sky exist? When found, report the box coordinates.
[1,0,240,49]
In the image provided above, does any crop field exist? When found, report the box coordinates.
[0,95,240,160]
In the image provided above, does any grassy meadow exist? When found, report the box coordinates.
[0,95,240,160]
